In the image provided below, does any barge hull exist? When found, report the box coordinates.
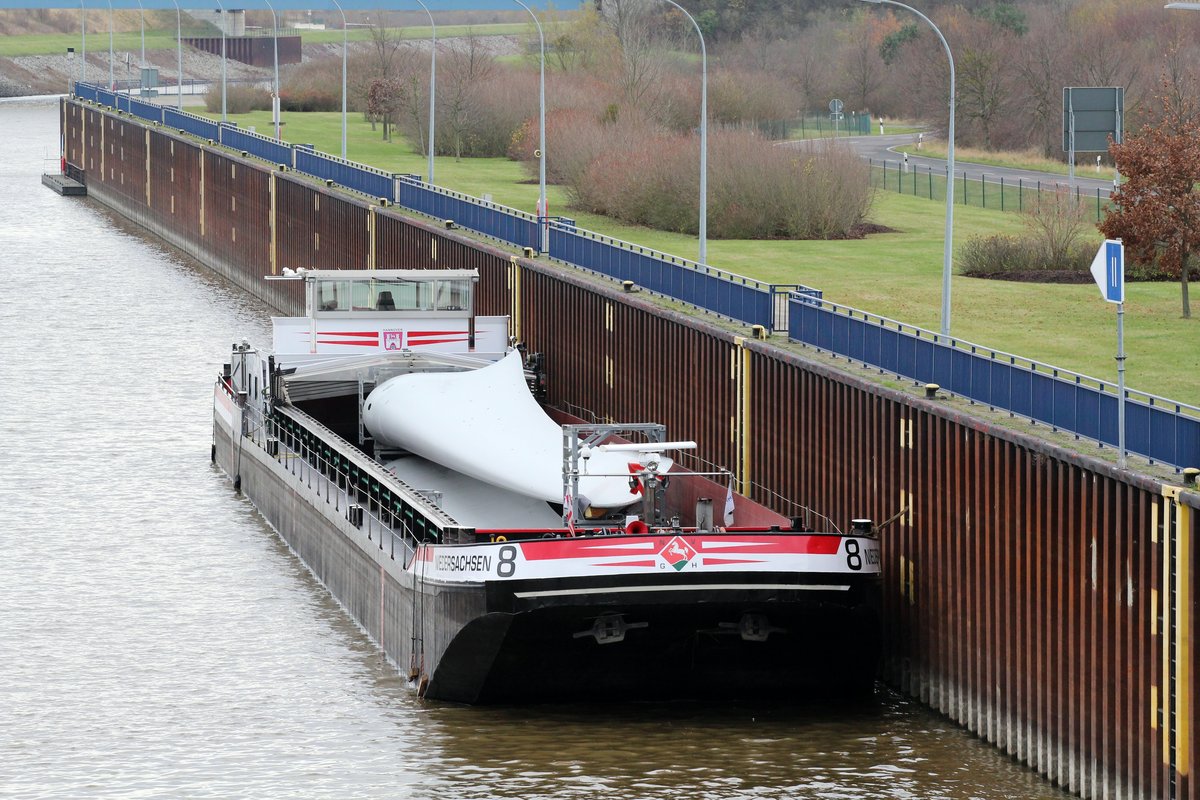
[214,411,880,704]
[212,421,485,687]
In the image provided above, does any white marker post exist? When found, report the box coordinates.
[1090,239,1126,467]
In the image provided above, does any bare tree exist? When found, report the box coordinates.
[535,2,607,73]
[598,0,671,108]
[837,18,884,113]
[438,31,496,160]
[395,53,431,155]
[1015,8,1072,157]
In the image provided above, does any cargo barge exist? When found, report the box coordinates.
[211,268,882,703]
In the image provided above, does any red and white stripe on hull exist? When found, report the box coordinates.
[314,330,379,347]
[409,533,880,584]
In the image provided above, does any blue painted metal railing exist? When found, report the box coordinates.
[126,96,165,125]
[397,175,539,251]
[787,294,1200,470]
[163,106,220,141]
[294,147,398,202]
[73,83,99,103]
[549,221,817,332]
[219,122,293,167]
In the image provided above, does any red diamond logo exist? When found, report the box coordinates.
[658,536,697,572]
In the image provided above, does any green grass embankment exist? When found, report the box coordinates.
[209,109,1200,406]
[0,31,183,57]
[0,23,524,57]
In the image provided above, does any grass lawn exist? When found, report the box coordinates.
[0,31,183,57]
[210,109,1200,406]
[0,23,526,57]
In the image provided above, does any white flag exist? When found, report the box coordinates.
[724,479,736,526]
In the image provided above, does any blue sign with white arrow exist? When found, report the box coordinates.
[1090,239,1124,304]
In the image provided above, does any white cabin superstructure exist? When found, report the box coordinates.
[267,268,509,367]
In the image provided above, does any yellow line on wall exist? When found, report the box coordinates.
[1176,496,1192,776]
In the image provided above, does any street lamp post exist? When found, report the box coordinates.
[511,0,546,252]
[169,0,183,109]
[261,0,281,138]
[131,0,144,96]
[212,0,228,121]
[659,0,707,263]
[409,0,437,184]
[79,1,85,89]
[137,0,144,74]
[106,0,113,90]
[329,0,348,159]
[860,0,956,337]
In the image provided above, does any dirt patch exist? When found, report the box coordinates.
[848,222,897,238]
[963,270,1093,284]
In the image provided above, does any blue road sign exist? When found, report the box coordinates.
[1090,239,1124,304]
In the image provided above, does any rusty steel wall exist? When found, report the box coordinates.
[63,101,1196,800]
[274,176,370,274]
[511,251,1197,800]
[202,150,272,287]
[63,99,84,170]
[147,131,204,247]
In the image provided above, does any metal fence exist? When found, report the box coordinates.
[219,122,293,167]
[163,105,220,141]
[790,112,873,139]
[294,146,398,202]
[548,222,817,333]
[869,158,1114,221]
[74,83,99,103]
[787,294,1200,471]
[397,175,540,251]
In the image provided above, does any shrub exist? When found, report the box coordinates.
[957,234,1095,279]
[204,84,272,115]
[562,124,873,240]
[959,187,1119,280]
[280,58,343,112]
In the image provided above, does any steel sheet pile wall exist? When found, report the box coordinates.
[147,129,204,258]
[62,100,84,170]
[91,111,148,211]
[63,102,1196,800]
[203,150,272,288]
[275,177,370,272]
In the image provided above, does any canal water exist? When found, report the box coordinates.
[0,100,1071,800]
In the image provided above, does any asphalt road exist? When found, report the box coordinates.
[783,133,1119,199]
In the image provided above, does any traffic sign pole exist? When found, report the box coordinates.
[1117,300,1126,468]
[1091,239,1127,467]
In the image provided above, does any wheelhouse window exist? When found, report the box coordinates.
[316,280,350,312]
[311,274,474,316]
